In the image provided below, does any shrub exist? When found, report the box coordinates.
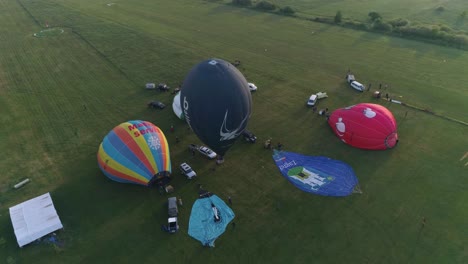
[388,18,409,27]
[280,6,295,15]
[313,17,334,23]
[439,24,452,32]
[255,1,276,11]
[435,6,445,12]
[343,20,369,30]
[232,0,252,6]
[460,11,467,19]
[334,11,342,23]
[372,20,393,32]
[368,11,382,22]
[398,25,443,39]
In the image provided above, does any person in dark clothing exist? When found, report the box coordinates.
[228,196,232,205]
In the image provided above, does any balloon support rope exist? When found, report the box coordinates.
[353,185,363,194]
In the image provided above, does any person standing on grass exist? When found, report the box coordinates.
[228,196,232,205]
[277,142,283,150]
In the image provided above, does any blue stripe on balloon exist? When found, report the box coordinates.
[142,131,165,174]
[101,137,151,181]
[105,131,153,177]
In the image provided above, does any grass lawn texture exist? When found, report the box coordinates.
[0,0,467,263]
[261,0,468,31]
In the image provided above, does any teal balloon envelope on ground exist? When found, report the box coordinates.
[188,193,234,247]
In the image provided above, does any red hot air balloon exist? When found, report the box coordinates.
[327,103,398,150]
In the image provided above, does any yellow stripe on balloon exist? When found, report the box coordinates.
[98,144,148,183]
[120,122,158,174]
[157,127,171,171]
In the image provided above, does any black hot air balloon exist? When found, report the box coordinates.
[180,58,252,161]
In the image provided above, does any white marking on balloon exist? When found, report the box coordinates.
[363,108,376,118]
[336,117,346,136]
[219,109,248,141]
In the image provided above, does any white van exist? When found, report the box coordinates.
[350,81,365,92]
[306,94,318,106]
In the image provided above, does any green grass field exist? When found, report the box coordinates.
[0,0,467,263]
[265,0,468,31]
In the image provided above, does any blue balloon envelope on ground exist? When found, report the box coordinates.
[273,151,360,196]
[188,194,234,247]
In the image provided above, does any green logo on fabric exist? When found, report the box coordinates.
[287,166,333,190]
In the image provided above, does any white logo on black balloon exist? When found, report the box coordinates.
[183,96,191,126]
[219,109,248,141]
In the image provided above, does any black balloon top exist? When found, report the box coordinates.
[180,58,252,156]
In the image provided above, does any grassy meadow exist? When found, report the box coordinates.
[0,0,467,263]
[263,0,468,31]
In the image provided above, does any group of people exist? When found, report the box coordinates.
[264,139,283,150]
[367,82,390,92]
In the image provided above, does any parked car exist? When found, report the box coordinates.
[168,197,178,217]
[180,162,197,179]
[248,83,257,92]
[198,146,217,159]
[164,197,179,234]
[158,83,170,92]
[306,94,318,107]
[242,130,257,143]
[148,101,166,109]
[145,83,156,89]
[350,81,365,92]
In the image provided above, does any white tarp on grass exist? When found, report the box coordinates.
[9,192,63,247]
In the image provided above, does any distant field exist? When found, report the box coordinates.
[269,0,468,31]
[0,0,467,263]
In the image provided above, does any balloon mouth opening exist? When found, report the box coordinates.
[148,171,171,187]
[385,132,399,149]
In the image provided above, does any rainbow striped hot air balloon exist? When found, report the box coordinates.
[97,120,171,186]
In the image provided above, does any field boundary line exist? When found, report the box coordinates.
[16,0,41,27]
